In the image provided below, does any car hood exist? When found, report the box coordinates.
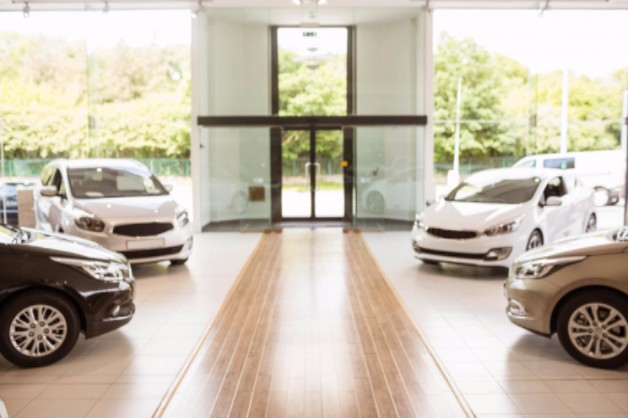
[422,200,526,231]
[11,229,126,263]
[75,195,177,222]
[516,230,628,262]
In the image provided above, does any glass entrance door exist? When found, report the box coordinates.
[281,129,344,219]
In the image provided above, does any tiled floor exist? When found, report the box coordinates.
[2,226,628,417]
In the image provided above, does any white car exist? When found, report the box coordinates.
[411,168,597,268]
[35,159,193,265]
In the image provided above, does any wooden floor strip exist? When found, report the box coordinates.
[155,230,472,418]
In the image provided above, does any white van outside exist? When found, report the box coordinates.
[513,150,625,206]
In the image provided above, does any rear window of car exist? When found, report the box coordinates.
[543,157,575,169]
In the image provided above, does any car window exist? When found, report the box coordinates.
[543,157,575,170]
[445,177,542,204]
[40,166,53,185]
[68,167,168,199]
[50,169,63,191]
[0,225,14,244]
[543,177,567,199]
[514,159,536,168]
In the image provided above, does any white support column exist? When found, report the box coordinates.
[190,11,203,234]
[420,8,435,207]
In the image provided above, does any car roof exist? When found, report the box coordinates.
[466,168,565,183]
[47,158,149,172]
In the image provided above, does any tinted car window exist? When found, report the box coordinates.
[543,157,575,169]
[68,167,168,199]
[543,177,567,199]
[446,177,542,204]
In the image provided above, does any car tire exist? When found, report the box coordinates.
[585,214,597,233]
[0,291,80,368]
[366,191,385,214]
[556,290,628,369]
[525,230,543,251]
[170,258,188,266]
[592,186,610,207]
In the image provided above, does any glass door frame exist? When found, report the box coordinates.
[280,126,346,222]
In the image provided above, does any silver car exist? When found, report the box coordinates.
[505,229,628,368]
[35,159,193,265]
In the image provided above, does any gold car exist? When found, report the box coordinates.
[505,228,628,368]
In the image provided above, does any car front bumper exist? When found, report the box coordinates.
[84,279,136,338]
[411,226,529,268]
[67,222,193,264]
[503,274,559,336]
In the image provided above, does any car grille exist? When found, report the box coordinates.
[113,222,174,237]
[427,228,477,240]
[121,245,183,260]
[416,246,485,260]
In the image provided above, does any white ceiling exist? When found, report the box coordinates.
[1,0,628,11]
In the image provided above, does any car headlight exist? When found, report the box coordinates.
[414,215,426,230]
[176,207,189,227]
[485,216,524,236]
[51,257,132,282]
[73,208,105,232]
[510,256,586,280]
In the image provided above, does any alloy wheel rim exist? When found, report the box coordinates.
[568,302,628,360]
[9,304,67,358]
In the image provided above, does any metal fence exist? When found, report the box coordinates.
[1,158,192,178]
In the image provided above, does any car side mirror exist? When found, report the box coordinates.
[40,186,59,197]
[545,196,563,207]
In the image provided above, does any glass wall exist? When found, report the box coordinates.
[201,128,271,230]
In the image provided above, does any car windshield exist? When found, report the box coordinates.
[68,167,168,199]
[445,176,542,204]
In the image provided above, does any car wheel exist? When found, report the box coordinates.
[0,292,80,368]
[526,230,543,251]
[366,191,385,214]
[585,214,597,233]
[170,258,188,266]
[556,290,628,368]
[592,187,610,207]
[231,191,248,214]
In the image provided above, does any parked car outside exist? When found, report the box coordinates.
[0,224,135,367]
[513,150,625,206]
[411,168,597,268]
[0,181,35,226]
[34,159,192,265]
[505,228,628,368]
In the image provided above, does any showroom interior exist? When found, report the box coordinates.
[1,0,628,417]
